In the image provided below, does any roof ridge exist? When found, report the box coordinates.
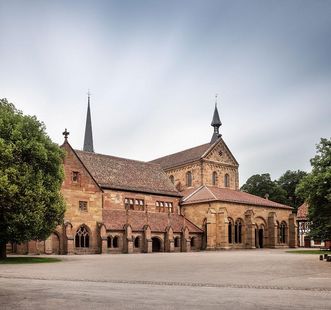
[205,186,218,200]
[150,142,211,162]
[75,149,161,167]
[182,185,205,202]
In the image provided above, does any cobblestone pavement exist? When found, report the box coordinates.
[0,249,330,309]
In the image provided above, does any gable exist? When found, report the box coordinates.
[202,138,238,166]
[61,142,102,192]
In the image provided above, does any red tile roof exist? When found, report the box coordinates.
[181,186,292,209]
[297,202,308,220]
[149,143,211,169]
[102,209,203,233]
[75,150,180,196]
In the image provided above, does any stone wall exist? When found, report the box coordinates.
[182,201,295,249]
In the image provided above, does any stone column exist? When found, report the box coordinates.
[217,207,229,249]
[124,224,133,254]
[165,226,174,252]
[244,210,256,249]
[181,227,190,252]
[65,222,75,255]
[268,212,277,248]
[206,207,216,250]
[98,223,108,254]
[45,235,53,254]
[289,214,297,248]
[143,225,152,253]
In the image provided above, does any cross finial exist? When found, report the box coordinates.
[62,128,70,141]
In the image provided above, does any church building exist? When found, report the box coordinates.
[10,96,297,255]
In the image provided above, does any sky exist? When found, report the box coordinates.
[1,0,330,186]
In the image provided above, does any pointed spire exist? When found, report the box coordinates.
[83,91,94,152]
[210,94,222,144]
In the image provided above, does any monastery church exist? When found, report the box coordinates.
[10,96,297,255]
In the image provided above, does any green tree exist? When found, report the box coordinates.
[277,170,307,212]
[0,99,65,259]
[241,173,288,204]
[296,138,331,241]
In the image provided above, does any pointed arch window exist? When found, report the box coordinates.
[280,222,287,244]
[224,174,230,188]
[212,171,217,186]
[169,175,175,184]
[75,226,90,248]
[234,219,243,244]
[186,171,192,187]
[113,236,119,248]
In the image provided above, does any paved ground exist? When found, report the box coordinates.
[0,249,330,309]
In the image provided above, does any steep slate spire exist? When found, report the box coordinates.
[210,95,222,144]
[83,92,94,152]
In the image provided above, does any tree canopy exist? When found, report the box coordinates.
[240,173,288,204]
[296,138,331,241]
[0,99,65,258]
[277,170,307,212]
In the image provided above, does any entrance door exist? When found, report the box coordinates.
[258,229,264,248]
[304,236,311,247]
[152,237,161,252]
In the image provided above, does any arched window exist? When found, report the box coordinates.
[107,236,112,248]
[186,171,192,187]
[212,171,217,186]
[134,236,140,248]
[190,237,196,248]
[113,236,119,248]
[234,219,243,244]
[228,218,234,244]
[280,222,287,244]
[174,237,180,248]
[169,175,174,184]
[75,226,89,248]
[224,174,230,187]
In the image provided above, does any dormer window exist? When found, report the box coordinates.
[72,171,79,183]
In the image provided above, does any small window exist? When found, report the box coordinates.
[169,202,173,213]
[72,171,79,183]
[186,171,192,187]
[190,237,196,248]
[79,201,88,212]
[169,175,175,184]
[174,237,180,248]
[212,171,217,186]
[224,174,230,187]
[125,198,135,210]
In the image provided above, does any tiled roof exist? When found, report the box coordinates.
[149,143,211,169]
[75,150,180,196]
[297,202,308,220]
[102,209,203,233]
[181,186,292,209]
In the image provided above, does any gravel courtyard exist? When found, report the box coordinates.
[0,249,330,309]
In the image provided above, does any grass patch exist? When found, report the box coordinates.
[0,257,61,264]
[286,250,330,255]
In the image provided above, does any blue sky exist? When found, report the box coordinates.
[1,0,330,185]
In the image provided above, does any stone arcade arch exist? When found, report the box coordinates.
[152,237,162,252]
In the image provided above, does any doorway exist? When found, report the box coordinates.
[152,237,161,252]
